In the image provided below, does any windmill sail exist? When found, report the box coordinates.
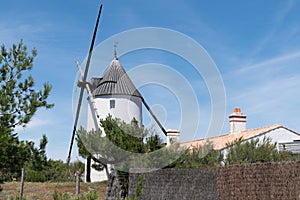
[67,3,103,164]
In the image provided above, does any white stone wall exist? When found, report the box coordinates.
[260,127,300,150]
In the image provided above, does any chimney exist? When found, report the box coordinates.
[229,108,246,134]
[166,129,180,146]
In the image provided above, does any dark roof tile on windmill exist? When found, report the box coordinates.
[92,58,142,98]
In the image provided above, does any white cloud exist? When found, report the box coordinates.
[0,21,47,46]
[224,49,300,131]
[235,50,300,75]
[15,114,54,133]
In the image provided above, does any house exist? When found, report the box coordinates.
[181,108,300,155]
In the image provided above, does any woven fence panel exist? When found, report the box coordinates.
[217,161,300,200]
[129,161,300,200]
[129,168,218,200]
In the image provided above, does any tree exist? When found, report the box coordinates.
[166,141,224,169]
[22,134,85,182]
[0,132,32,181]
[76,115,165,199]
[24,134,49,182]
[0,40,54,181]
[225,137,294,165]
[0,40,54,132]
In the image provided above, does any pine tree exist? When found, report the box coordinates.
[0,40,54,181]
[76,115,164,199]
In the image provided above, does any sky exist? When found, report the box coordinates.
[1,0,300,161]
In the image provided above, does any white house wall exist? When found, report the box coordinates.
[222,127,300,159]
[261,127,300,145]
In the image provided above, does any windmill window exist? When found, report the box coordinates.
[110,100,115,109]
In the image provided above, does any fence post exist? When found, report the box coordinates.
[20,168,24,199]
[76,171,80,195]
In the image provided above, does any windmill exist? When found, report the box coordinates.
[67,2,177,181]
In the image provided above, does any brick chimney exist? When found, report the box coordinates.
[229,108,246,134]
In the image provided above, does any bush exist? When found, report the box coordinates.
[225,137,294,165]
[53,190,98,200]
[24,170,47,182]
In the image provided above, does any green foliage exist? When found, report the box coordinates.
[25,170,47,182]
[76,115,165,199]
[70,160,85,175]
[22,135,65,182]
[24,134,48,172]
[53,191,72,200]
[4,196,28,200]
[0,133,32,181]
[76,115,165,169]
[126,175,144,200]
[24,159,85,182]
[81,190,98,200]
[135,175,144,197]
[0,40,54,132]
[145,133,164,152]
[167,141,224,169]
[100,116,147,153]
[225,137,294,165]
[0,130,84,182]
[53,190,98,200]
[0,40,53,181]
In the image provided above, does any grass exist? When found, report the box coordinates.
[0,181,107,200]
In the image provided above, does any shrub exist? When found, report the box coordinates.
[24,170,47,182]
[53,190,98,200]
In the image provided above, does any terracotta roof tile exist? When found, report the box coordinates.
[181,124,283,150]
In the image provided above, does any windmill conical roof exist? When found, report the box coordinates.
[92,57,142,98]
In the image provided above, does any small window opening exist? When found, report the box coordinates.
[110,100,115,109]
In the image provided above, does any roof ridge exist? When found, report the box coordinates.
[181,124,288,150]
[181,124,283,144]
[241,124,282,133]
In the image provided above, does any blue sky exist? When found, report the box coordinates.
[1,0,300,161]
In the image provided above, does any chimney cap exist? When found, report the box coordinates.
[166,129,180,136]
[234,107,241,113]
[229,107,246,119]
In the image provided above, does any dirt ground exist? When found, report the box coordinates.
[0,181,107,200]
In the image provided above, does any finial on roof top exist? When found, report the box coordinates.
[114,42,118,60]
